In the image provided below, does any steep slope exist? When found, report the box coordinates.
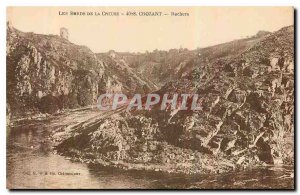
[152,25,294,166]
[104,33,269,88]
[154,25,294,166]
[96,51,158,95]
[6,26,156,117]
[113,49,198,87]
[56,26,294,174]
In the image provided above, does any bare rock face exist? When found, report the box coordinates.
[8,24,294,174]
[175,26,294,167]
[54,26,294,174]
[155,26,294,168]
[7,27,155,116]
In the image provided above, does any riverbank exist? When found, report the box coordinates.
[7,111,294,189]
[53,111,290,176]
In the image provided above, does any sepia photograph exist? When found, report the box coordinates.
[6,6,294,189]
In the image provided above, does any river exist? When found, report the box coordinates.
[6,115,294,189]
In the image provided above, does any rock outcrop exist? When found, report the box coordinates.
[7,26,156,117]
[55,26,294,174]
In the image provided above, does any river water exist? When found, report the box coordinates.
[6,117,294,189]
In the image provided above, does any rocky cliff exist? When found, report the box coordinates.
[7,24,294,174]
[7,26,155,117]
[55,26,294,174]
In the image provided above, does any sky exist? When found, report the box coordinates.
[7,7,294,53]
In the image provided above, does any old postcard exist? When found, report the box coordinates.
[6,7,294,189]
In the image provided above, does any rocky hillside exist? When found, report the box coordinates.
[56,25,294,174]
[7,23,294,174]
[102,32,268,88]
[108,49,198,87]
[96,51,158,93]
[152,25,294,167]
[7,26,156,117]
